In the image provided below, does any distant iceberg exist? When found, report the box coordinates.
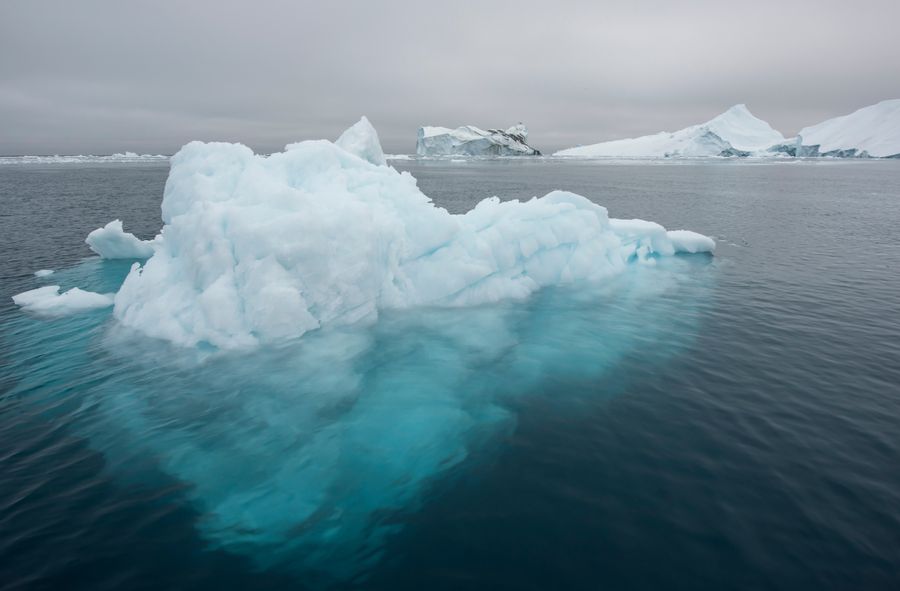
[555,104,785,158]
[417,123,542,156]
[769,99,900,158]
[105,118,712,348]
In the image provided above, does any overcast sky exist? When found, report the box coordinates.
[2,0,899,155]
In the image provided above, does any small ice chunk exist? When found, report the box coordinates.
[85,220,155,259]
[333,116,386,166]
[12,285,114,316]
[34,269,54,277]
[667,230,716,254]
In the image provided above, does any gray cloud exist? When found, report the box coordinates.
[2,0,899,155]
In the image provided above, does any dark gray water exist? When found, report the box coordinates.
[2,159,900,590]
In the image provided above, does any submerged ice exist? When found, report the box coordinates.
[5,252,715,580]
[110,119,712,348]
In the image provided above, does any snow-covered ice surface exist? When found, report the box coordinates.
[788,99,900,158]
[110,121,712,348]
[12,285,113,316]
[417,123,541,156]
[555,105,785,158]
[85,220,155,259]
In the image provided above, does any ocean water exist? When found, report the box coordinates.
[2,158,900,590]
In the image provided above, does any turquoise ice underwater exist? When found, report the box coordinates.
[5,119,715,579]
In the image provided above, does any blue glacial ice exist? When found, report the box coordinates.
[5,255,715,580]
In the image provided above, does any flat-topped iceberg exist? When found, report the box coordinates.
[556,104,785,158]
[770,99,900,158]
[104,118,711,348]
[416,123,541,156]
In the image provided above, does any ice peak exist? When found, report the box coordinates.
[723,103,750,115]
[334,116,386,166]
[708,104,760,125]
[703,104,785,151]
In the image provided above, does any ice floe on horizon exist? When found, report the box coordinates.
[0,153,170,165]
[555,100,900,159]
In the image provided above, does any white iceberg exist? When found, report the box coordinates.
[416,123,541,156]
[34,269,54,277]
[771,99,900,158]
[12,285,113,316]
[111,118,712,349]
[85,219,155,259]
[555,104,785,158]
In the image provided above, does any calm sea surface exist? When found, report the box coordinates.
[1,159,899,590]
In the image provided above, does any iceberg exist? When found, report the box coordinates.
[12,285,113,316]
[5,117,718,578]
[555,104,785,158]
[416,123,541,156]
[770,99,900,158]
[109,118,712,349]
[34,269,54,277]
[85,219,155,259]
